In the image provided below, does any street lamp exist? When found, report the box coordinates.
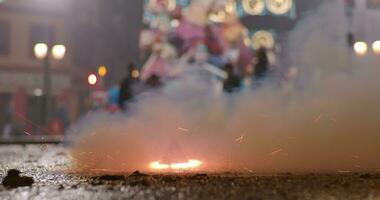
[34,43,48,59]
[52,45,66,60]
[372,41,380,55]
[353,41,368,56]
[34,43,66,125]
[98,65,107,77]
[88,74,98,86]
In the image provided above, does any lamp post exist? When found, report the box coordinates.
[34,43,66,125]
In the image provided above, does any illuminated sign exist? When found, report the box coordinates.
[266,0,293,15]
[251,30,275,50]
[242,0,266,15]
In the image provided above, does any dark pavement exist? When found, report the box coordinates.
[0,145,379,200]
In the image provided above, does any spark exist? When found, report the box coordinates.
[23,131,32,136]
[330,117,337,123]
[351,155,359,160]
[244,167,254,173]
[338,170,352,173]
[314,114,323,123]
[40,144,47,152]
[177,127,190,133]
[106,155,115,160]
[269,149,283,156]
[235,133,245,143]
[260,113,271,118]
[14,112,52,135]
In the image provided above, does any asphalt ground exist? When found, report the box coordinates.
[0,145,379,200]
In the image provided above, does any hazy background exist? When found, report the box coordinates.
[69,0,380,173]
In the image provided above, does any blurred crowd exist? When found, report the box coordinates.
[0,0,300,139]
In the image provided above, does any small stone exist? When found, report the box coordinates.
[57,184,65,190]
[129,171,148,177]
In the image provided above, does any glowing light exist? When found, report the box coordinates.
[266,0,293,15]
[34,43,48,60]
[170,19,180,28]
[98,66,107,77]
[131,70,140,79]
[372,40,380,54]
[209,10,227,23]
[242,0,265,15]
[251,30,275,50]
[225,0,237,14]
[235,133,245,143]
[150,161,170,170]
[88,74,98,85]
[170,160,203,170]
[167,0,176,11]
[52,44,66,60]
[353,41,368,56]
[269,149,283,156]
[149,160,202,171]
[33,88,43,97]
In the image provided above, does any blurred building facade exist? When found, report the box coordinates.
[0,0,94,134]
[0,0,144,136]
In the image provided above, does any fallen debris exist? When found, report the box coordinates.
[129,171,148,177]
[98,175,126,181]
[2,169,34,188]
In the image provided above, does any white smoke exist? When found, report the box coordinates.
[68,0,380,174]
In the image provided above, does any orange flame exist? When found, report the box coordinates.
[150,160,202,171]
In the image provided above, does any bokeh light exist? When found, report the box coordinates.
[33,88,43,97]
[353,41,368,56]
[251,30,275,50]
[242,0,265,15]
[132,70,140,79]
[98,66,107,77]
[52,45,66,60]
[34,43,48,60]
[266,0,293,15]
[372,40,380,55]
[88,74,98,85]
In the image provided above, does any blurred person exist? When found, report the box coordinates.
[56,91,71,131]
[106,84,120,113]
[118,63,140,110]
[223,63,241,93]
[347,32,355,48]
[53,102,70,133]
[2,101,13,139]
[141,43,170,81]
[241,63,254,91]
[252,47,270,87]
[145,74,162,89]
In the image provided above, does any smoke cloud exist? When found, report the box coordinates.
[68,0,380,174]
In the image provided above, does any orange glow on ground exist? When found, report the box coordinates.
[150,161,170,170]
[150,160,202,171]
